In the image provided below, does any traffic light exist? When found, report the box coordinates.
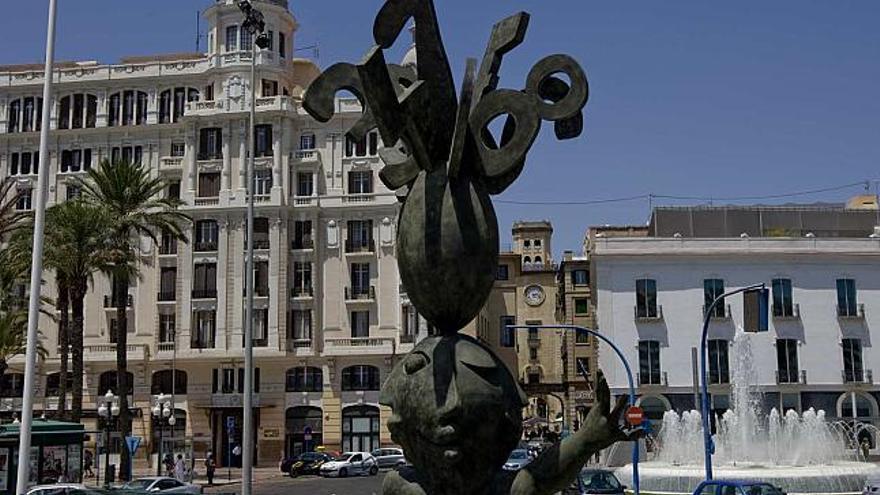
[743,287,769,333]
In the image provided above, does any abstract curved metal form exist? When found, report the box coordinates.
[303,1,638,494]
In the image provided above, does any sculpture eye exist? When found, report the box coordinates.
[405,351,430,375]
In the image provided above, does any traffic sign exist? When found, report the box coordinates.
[226,416,235,433]
[125,436,142,456]
[625,405,644,426]
[303,426,312,442]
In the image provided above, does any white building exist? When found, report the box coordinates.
[592,205,880,447]
[0,0,428,467]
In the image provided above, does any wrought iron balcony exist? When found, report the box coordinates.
[345,238,375,254]
[345,285,376,301]
[291,237,314,250]
[242,285,269,297]
[291,286,314,298]
[776,369,806,385]
[842,368,872,384]
[192,289,218,299]
[157,291,176,302]
[772,303,800,320]
[837,303,865,320]
[634,304,663,322]
[194,241,218,252]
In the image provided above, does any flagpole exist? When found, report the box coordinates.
[16,0,58,493]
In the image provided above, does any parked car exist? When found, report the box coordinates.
[122,477,202,494]
[286,451,334,477]
[693,480,785,495]
[563,469,626,495]
[502,449,532,471]
[371,447,407,469]
[319,451,378,478]
[27,484,100,495]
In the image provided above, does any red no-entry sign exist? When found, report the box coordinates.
[625,406,644,426]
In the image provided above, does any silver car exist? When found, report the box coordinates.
[122,477,202,494]
[27,484,99,495]
[502,449,532,471]
[371,447,407,469]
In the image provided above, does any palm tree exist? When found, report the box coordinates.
[76,159,189,479]
[0,178,28,241]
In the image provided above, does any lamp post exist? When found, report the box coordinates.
[235,4,270,495]
[152,394,175,476]
[97,391,120,488]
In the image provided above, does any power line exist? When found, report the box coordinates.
[495,179,875,206]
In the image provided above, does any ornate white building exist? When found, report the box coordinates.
[0,0,427,467]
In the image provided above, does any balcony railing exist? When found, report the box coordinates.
[345,286,376,301]
[190,336,215,350]
[843,368,873,384]
[157,342,175,352]
[159,242,178,255]
[400,334,415,344]
[345,239,375,254]
[293,150,320,162]
[194,197,219,207]
[776,369,807,384]
[242,286,269,297]
[342,194,376,204]
[103,294,133,308]
[837,303,865,320]
[286,339,313,351]
[194,241,218,252]
[192,289,218,299]
[157,291,176,302]
[703,304,732,320]
[247,238,270,250]
[291,286,314,298]
[637,371,668,387]
[160,157,183,168]
[325,337,394,349]
[634,305,663,322]
[291,238,314,250]
[772,303,800,320]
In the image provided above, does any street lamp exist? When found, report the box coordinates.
[152,394,174,476]
[97,390,120,488]
[236,4,270,495]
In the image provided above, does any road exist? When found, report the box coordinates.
[205,472,387,495]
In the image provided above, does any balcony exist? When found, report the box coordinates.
[193,197,220,207]
[286,339,313,351]
[242,286,269,297]
[323,337,395,356]
[157,342,176,353]
[342,194,376,204]
[194,241,218,252]
[192,289,218,299]
[293,196,315,206]
[772,303,801,320]
[160,157,183,169]
[637,371,668,387]
[157,291,176,302]
[159,242,178,256]
[291,286,314,299]
[345,239,375,254]
[291,238,314,250]
[837,303,865,320]
[83,343,148,362]
[528,336,540,349]
[292,149,321,164]
[190,337,215,350]
[345,286,376,302]
[634,305,663,322]
[842,368,873,384]
[703,304,732,321]
[104,294,133,308]
[247,238,270,250]
[776,369,807,385]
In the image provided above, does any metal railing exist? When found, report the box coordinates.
[291,237,314,250]
[191,289,217,299]
[772,303,800,319]
[634,305,663,321]
[843,368,873,384]
[242,286,269,297]
[345,285,375,301]
[194,241,218,252]
[291,286,313,298]
[157,291,176,302]
[345,239,375,254]
[837,303,865,319]
[776,369,807,384]
[286,339,312,351]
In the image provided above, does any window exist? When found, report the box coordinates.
[107,91,148,126]
[159,267,177,301]
[402,305,420,340]
[254,169,273,196]
[299,133,316,150]
[575,357,590,377]
[293,262,312,296]
[527,372,540,385]
[638,340,661,385]
[97,371,133,397]
[212,367,259,394]
[198,128,223,160]
[704,279,725,318]
[240,27,253,52]
[171,142,186,157]
[497,264,509,281]
[572,269,589,286]
[16,188,32,211]
[344,131,379,157]
[226,25,239,51]
[9,152,40,176]
[60,149,92,173]
[192,310,216,349]
[348,171,374,195]
[707,340,730,384]
[151,370,187,395]
[167,180,181,201]
[296,173,313,196]
[350,263,371,296]
[111,146,143,165]
[341,365,380,391]
[290,310,312,341]
[574,298,589,315]
[346,220,373,252]
[635,278,658,318]
[255,124,273,157]
[351,311,370,338]
[500,316,516,347]
[292,220,312,249]
[245,217,269,250]
[45,372,73,397]
[261,80,278,98]
[279,32,286,58]
[198,172,221,198]
[529,348,538,360]
[204,83,214,102]
[266,31,274,51]
[159,314,176,343]
[576,328,589,345]
[837,278,858,317]
[523,240,531,248]
[7,100,20,133]
[192,263,217,299]
[194,220,219,251]
[776,339,799,384]
[772,278,794,317]
[843,338,864,383]
[58,94,96,130]
[159,230,178,256]
[247,308,269,347]
[65,184,82,201]
[286,367,322,392]
[252,260,270,296]
[6,97,43,133]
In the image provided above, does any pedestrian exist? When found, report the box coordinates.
[174,454,186,481]
[83,450,94,478]
[861,439,871,461]
[204,453,215,486]
[164,453,175,477]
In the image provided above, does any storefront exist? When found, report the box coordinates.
[0,419,85,495]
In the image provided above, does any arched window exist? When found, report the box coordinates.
[98,370,134,396]
[0,373,24,397]
[342,405,380,453]
[108,90,148,126]
[285,367,323,392]
[151,370,187,395]
[6,98,43,133]
[159,87,200,124]
[341,365,380,391]
[285,407,323,457]
[45,372,74,397]
[58,94,97,130]
[523,256,531,265]
[534,256,542,265]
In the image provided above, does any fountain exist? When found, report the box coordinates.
[616,330,880,494]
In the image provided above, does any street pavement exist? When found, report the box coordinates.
[202,470,386,495]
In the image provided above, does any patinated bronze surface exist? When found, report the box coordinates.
[302,1,637,493]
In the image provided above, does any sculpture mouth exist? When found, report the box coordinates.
[415,427,462,463]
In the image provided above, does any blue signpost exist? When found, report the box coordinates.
[226,417,235,480]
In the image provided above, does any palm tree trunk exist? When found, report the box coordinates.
[57,279,70,420]
[114,270,132,481]
[70,278,86,422]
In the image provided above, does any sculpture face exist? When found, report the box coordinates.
[380,335,526,487]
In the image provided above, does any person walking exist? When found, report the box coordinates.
[164,453,175,477]
[83,450,94,478]
[204,453,215,486]
[174,454,186,482]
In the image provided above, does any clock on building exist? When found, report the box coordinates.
[524,285,545,306]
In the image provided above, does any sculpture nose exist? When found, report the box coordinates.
[438,375,462,424]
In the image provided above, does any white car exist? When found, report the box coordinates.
[123,477,202,494]
[27,484,98,495]
[319,451,379,478]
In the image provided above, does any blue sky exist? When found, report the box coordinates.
[5,1,880,254]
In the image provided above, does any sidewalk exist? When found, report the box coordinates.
[129,466,283,487]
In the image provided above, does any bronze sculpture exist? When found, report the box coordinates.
[303,1,639,493]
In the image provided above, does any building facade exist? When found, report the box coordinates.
[0,0,421,467]
[592,204,880,450]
